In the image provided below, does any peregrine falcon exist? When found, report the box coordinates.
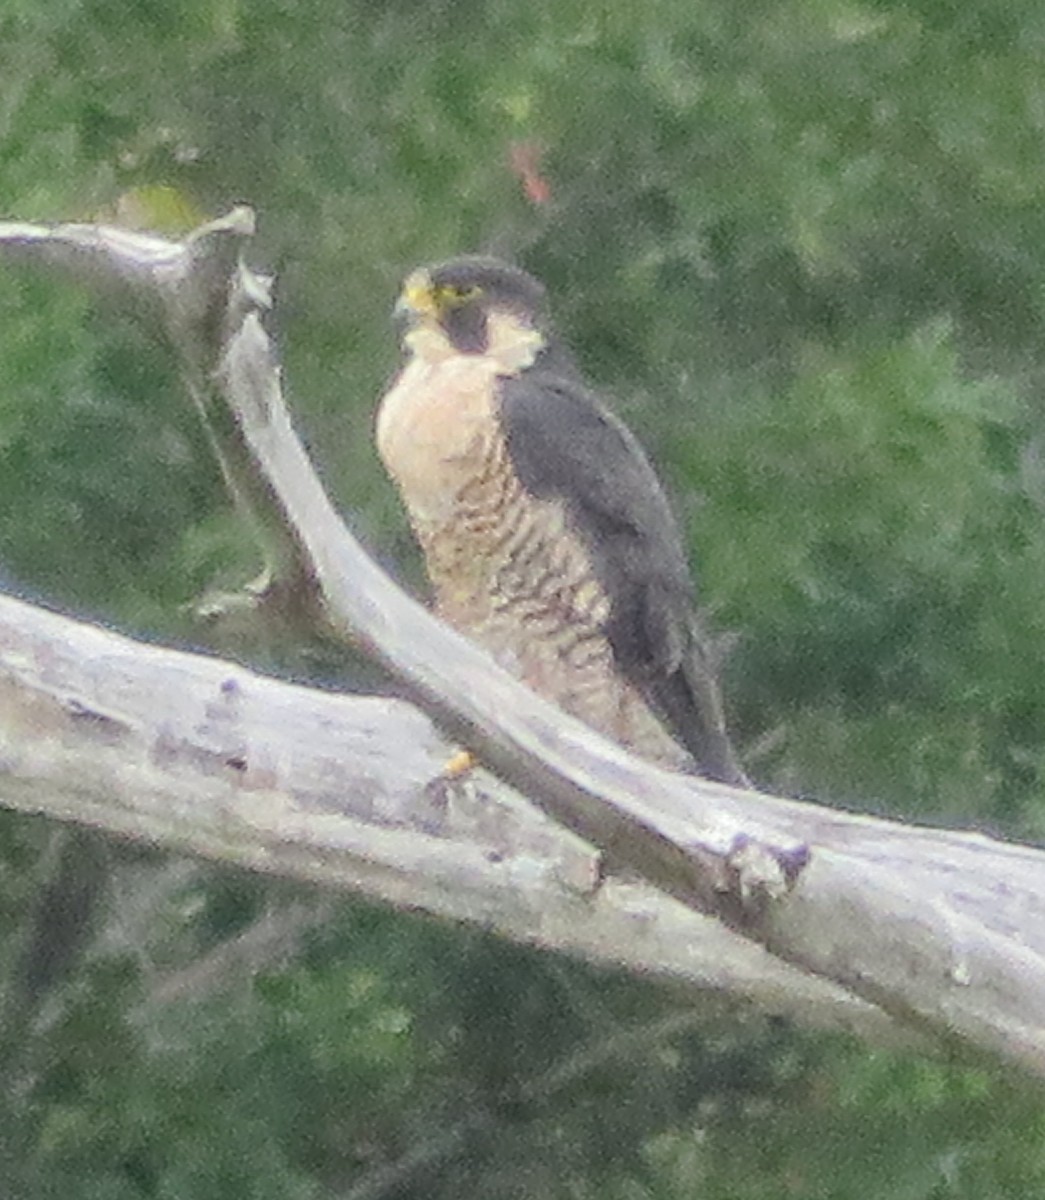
[376,257,745,785]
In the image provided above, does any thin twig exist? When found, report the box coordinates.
[339,1010,711,1200]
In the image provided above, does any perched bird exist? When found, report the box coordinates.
[376,257,746,785]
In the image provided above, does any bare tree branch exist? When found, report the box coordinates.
[2,212,1045,1077]
[139,898,336,1015]
[0,590,899,1047]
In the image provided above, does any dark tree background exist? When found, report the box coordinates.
[2,1,1045,1196]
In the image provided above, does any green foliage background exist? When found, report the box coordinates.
[3,1,1045,1195]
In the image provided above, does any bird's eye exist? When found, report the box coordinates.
[436,283,481,305]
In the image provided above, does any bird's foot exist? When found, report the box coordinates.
[442,749,477,779]
[423,748,479,815]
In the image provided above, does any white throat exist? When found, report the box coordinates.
[403,309,544,376]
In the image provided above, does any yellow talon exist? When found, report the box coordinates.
[443,749,477,779]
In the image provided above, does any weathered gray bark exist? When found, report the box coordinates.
[1,212,1044,1076]
[0,589,901,1047]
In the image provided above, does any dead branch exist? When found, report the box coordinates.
[2,212,1045,1076]
[0,590,897,1049]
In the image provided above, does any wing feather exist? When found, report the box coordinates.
[498,363,746,785]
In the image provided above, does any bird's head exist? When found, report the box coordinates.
[395,257,549,363]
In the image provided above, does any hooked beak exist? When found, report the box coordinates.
[393,268,437,331]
